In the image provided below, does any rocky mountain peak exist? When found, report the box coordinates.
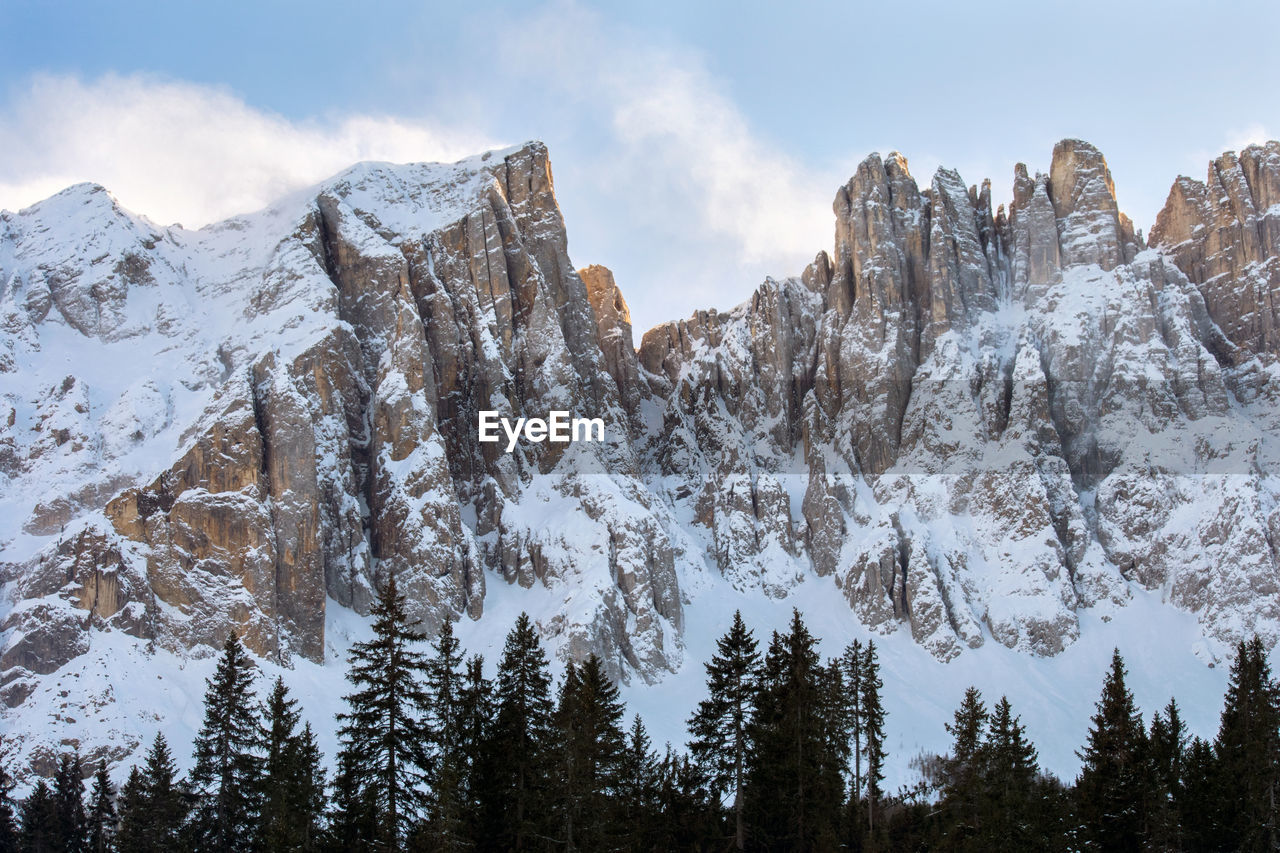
[1150,140,1280,357]
[2,137,1280,779]
[1047,138,1139,270]
[579,263,645,428]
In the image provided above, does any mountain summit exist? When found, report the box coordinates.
[2,138,1278,776]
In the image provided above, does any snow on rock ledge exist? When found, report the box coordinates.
[2,138,1280,779]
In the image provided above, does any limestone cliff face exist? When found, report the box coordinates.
[580,264,646,429]
[0,143,682,707]
[630,138,1278,663]
[1150,140,1280,358]
[1,137,1279,730]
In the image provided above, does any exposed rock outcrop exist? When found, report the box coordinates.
[1150,140,1280,357]
[0,143,683,690]
[2,136,1279,755]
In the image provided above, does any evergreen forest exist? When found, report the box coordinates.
[7,576,1280,852]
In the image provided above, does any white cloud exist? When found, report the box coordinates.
[486,2,839,331]
[1222,123,1274,156]
[0,73,499,227]
[0,14,845,336]
[1182,123,1275,186]
[604,61,832,265]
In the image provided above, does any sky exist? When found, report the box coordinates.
[1,0,1277,337]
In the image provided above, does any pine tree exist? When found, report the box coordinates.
[840,638,865,846]
[53,752,88,853]
[1214,636,1280,851]
[114,767,148,853]
[1076,648,1147,852]
[615,715,661,851]
[980,696,1039,849]
[419,619,467,851]
[859,639,887,841]
[20,779,57,853]
[115,734,186,853]
[551,658,584,849]
[1146,698,1186,849]
[1149,698,1186,796]
[652,748,721,850]
[551,655,627,851]
[323,750,376,853]
[746,610,847,850]
[1178,736,1216,850]
[484,612,555,851]
[260,675,299,847]
[294,725,326,848]
[686,610,760,850]
[86,759,117,853]
[187,630,265,852]
[260,677,326,852]
[424,621,464,747]
[0,747,17,853]
[843,641,865,781]
[816,658,854,827]
[455,654,493,847]
[335,573,433,851]
[939,686,988,848]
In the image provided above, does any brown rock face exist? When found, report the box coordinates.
[1,142,683,691]
[3,134,1280,762]
[825,151,927,476]
[1007,163,1062,303]
[315,193,479,633]
[100,375,284,659]
[633,136,1279,664]
[1048,139,1132,270]
[580,264,645,428]
[1150,141,1280,356]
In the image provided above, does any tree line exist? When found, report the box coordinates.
[4,575,1280,851]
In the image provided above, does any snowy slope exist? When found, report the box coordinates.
[1,138,1278,791]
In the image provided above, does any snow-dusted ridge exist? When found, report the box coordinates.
[1,137,1279,788]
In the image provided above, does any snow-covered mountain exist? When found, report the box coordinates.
[2,138,1278,783]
